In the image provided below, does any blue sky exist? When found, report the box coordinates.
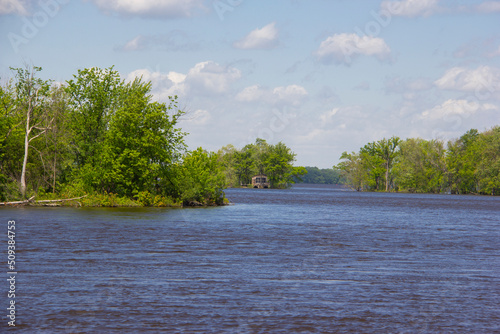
[1,0,500,168]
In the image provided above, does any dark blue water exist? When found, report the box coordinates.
[1,185,499,333]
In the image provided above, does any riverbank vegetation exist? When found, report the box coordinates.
[0,65,227,206]
[294,167,342,184]
[217,139,306,189]
[335,128,500,195]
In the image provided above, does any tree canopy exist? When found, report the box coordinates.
[0,65,225,206]
[217,139,306,189]
[335,129,500,195]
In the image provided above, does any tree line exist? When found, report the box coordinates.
[217,139,306,188]
[294,167,342,184]
[0,65,227,206]
[335,128,500,195]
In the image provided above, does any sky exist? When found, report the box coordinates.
[1,0,500,168]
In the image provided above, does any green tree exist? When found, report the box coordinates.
[393,138,446,193]
[368,136,401,191]
[265,141,300,188]
[446,129,480,194]
[66,66,122,168]
[475,127,500,195]
[176,147,226,205]
[335,151,369,191]
[217,144,239,186]
[98,79,185,197]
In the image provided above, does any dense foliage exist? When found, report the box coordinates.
[335,128,500,195]
[295,167,341,184]
[0,65,226,206]
[217,139,306,189]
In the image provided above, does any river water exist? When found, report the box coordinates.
[1,185,499,333]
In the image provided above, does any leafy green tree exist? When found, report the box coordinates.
[446,129,480,194]
[217,144,239,186]
[233,148,255,186]
[251,138,269,176]
[393,138,446,193]
[359,142,386,191]
[176,147,226,205]
[265,141,300,188]
[97,79,185,197]
[335,151,369,191]
[475,127,500,195]
[66,67,122,169]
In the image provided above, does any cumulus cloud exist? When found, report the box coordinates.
[233,22,279,50]
[380,0,439,17]
[90,0,205,18]
[236,84,308,106]
[319,108,339,123]
[419,99,498,120]
[0,0,29,15]
[126,61,241,100]
[434,66,500,96]
[185,61,241,95]
[316,33,391,65]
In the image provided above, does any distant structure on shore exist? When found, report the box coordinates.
[252,175,269,189]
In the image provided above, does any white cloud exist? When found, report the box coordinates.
[90,0,205,18]
[235,85,267,102]
[185,61,241,95]
[476,1,500,13]
[419,99,498,120]
[0,0,29,15]
[434,66,500,95]
[126,61,241,100]
[236,84,308,106]
[316,33,391,65]
[380,0,439,17]
[319,108,339,123]
[233,22,279,50]
[122,35,144,51]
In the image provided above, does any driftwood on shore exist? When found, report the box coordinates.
[0,195,88,206]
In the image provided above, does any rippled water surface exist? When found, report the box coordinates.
[1,185,500,333]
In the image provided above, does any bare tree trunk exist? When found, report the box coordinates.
[20,96,32,198]
[385,162,389,192]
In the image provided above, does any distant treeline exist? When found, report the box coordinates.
[294,167,342,184]
[335,127,500,195]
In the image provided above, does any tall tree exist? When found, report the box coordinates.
[375,136,401,191]
[66,66,122,168]
[446,129,480,194]
[100,79,186,197]
[10,65,52,198]
[335,151,369,191]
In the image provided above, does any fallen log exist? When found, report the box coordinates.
[0,196,35,206]
[0,195,87,206]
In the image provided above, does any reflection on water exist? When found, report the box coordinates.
[2,184,499,333]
